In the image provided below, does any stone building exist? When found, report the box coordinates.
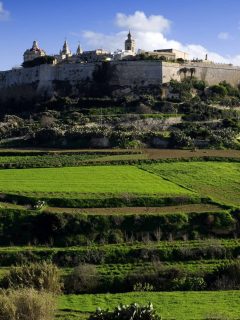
[139,49,189,61]
[80,49,111,63]
[76,43,83,56]
[125,30,136,53]
[113,31,136,60]
[23,41,46,62]
[58,40,72,60]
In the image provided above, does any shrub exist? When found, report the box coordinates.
[0,288,56,320]
[33,128,64,146]
[2,262,62,294]
[133,282,154,292]
[172,276,206,291]
[192,79,206,91]
[65,264,99,293]
[205,313,229,320]
[89,302,161,320]
[170,130,194,148]
[209,85,227,97]
[211,261,240,289]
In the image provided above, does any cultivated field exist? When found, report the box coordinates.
[0,149,239,319]
[141,161,240,206]
[0,165,192,195]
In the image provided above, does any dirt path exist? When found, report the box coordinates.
[46,204,223,215]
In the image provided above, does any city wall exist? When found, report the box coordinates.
[0,60,240,102]
[162,61,240,86]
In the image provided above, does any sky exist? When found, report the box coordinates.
[1,0,240,70]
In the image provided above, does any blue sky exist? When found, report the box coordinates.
[1,0,240,70]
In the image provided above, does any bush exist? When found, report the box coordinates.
[133,282,154,292]
[22,56,55,68]
[89,302,161,320]
[192,79,206,91]
[170,130,194,148]
[211,261,240,289]
[172,276,206,290]
[33,128,64,146]
[65,264,99,293]
[0,288,56,320]
[209,85,227,97]
[2,262,62,294]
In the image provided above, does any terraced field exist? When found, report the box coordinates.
[0,259,229,282]
[0,150,239,319]
[0,239,238,266]
[141,161,240,206]
[0,165,194,199]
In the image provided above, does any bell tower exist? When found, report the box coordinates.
[125,30,135,53]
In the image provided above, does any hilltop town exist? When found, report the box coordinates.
[0,31,239,151]
[22,31,190,65]
[0,31,240,107]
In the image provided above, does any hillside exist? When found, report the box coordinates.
[0,77,239,150]
[0,77,240,319]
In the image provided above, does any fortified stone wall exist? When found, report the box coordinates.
[1,60,240,102]
[162,61,240,86]
[112,61,163,87]
[0,63,95,101]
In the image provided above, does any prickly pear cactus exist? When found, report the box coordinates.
[89,302,162,320]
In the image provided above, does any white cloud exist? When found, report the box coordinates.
[116,11,171,33]
[0,2,10,21]
[82,31,126,51]
[72,11,240,66]
[218,32,230,40]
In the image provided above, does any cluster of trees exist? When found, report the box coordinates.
[169,78,240,104]
[22,56,56,68]
[0,208,236,246]
[170,120,239,148]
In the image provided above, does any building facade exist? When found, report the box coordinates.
[23,41,46,62]
[125,31,136,53]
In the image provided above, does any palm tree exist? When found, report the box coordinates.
[178,67,188,79]
[189,68,196,79]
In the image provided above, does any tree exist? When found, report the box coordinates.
[22,56,55,68]
[179,67,189,79]
[189,68,196,79]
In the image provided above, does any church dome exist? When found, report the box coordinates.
[29,41,46,54]
[23,41,46,62]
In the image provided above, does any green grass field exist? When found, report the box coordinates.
[141,162,240,206]
[0,165,192,195]
[57,291,240,320]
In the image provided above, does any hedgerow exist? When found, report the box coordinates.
[0,209,236,246]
